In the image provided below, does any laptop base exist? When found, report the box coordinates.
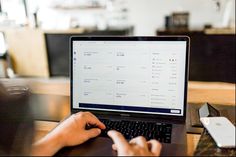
[55,136,187,156]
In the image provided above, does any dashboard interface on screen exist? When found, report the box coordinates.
[72,40,187,116]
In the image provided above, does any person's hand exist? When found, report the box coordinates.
[32,112,105,156]
[108,130,162,156]
[55,112,106,147]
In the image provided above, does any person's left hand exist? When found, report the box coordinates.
[32,112,105,156]
[54,112,106,147]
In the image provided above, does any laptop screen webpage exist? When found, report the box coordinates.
[72,39,187,116]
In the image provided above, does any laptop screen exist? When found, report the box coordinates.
[72,37,188,116]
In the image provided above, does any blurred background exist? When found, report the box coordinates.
[0,0,235,83]
[0,1,235,151]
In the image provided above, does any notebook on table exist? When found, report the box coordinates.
[67,36,190,156]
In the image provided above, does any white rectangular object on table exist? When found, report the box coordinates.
[200,117,236,148]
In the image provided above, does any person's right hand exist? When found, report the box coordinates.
[108,130,162,156]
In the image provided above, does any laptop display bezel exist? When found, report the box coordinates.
[70,36,190,122]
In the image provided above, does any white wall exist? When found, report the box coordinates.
[125,0,235,35]
[27,0,235,35]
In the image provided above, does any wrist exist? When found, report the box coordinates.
[32,130,65,156]
[48,129,66,150]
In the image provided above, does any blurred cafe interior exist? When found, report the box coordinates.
[0,0,235,156]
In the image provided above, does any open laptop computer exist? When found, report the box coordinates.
[66,36,190,156]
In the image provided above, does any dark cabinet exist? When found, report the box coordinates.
[157,30,235,83]
[45,27,133,77]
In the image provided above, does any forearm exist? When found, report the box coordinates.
[31,132,64,156]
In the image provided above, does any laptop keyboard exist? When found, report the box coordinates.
[99,119,172,143]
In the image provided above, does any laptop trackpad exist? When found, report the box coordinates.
[55,137,116,156]
[55,137,186,156]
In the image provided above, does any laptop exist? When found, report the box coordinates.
[65,36,190,156]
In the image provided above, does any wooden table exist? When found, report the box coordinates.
[1,78,235,156]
